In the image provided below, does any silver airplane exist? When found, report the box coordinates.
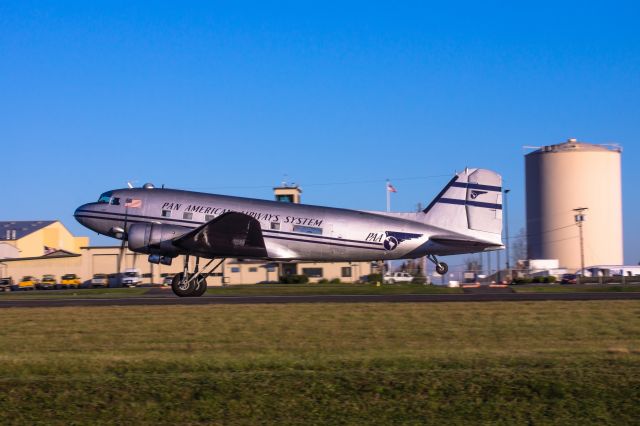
[74,168,504,297]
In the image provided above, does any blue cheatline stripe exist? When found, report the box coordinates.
[264,235,387,251]
[451,182,502,192]
[75,211,385,248]
[438,198,503,210]
[263,229,382,246]
[75,208,201,226]
[75,213,386,252]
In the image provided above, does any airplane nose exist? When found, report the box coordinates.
[74,203,94,227]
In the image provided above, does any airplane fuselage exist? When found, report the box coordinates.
[75,187,444,262]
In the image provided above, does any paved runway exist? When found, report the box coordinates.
[1,291,640,308]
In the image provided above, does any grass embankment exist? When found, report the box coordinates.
[514,284,640,293]
[0,301,639,424]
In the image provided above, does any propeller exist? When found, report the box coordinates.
[116,205,130,286]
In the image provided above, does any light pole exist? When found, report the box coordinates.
[504,189,511,276]
[574,207,588,281]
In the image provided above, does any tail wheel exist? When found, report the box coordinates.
[436,262,449,275]
[171,272,196,297]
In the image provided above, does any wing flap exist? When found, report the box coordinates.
[173,212,268,258]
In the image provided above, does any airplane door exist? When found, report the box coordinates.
[329,218,348,258]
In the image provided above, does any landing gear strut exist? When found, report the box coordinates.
[427,254,449,275]
[171,255,225,297]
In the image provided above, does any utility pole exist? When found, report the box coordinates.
[504,189,511,276]
[497,249,501,283]
[574,207,588,282]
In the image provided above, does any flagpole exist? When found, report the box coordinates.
[386,180,390,212]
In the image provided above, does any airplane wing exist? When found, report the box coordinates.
[172,212,268,259]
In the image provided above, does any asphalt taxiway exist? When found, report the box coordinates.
[1,290,639,308]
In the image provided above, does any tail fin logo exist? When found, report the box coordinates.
[470,190,488,200]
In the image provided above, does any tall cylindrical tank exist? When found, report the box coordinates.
[525,139,623,271]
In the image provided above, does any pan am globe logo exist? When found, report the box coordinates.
[470,190,488,200]
[383,231,423,251]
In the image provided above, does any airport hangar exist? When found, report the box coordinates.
[0,186,378,286]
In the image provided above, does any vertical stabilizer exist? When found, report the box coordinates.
[422,169,503,237]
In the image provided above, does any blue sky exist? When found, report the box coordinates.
[1,1,638,265]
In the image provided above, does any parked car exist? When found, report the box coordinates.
[0,277,13,292]
[38,275,57,290]
[91,273,109,288]
[121,269,142,287]
[383,272,414,284]
[60,274,81,289]
[16,276,38,291]
[561,273,578,285]
[162,274,175,287]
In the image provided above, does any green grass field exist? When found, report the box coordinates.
[0,301,639,424]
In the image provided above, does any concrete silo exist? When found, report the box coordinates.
[525,139,623,271]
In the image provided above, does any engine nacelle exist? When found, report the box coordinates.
[127,223,189,257]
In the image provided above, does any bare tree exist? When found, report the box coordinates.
[511,227,527,264]
[465,256,483,273]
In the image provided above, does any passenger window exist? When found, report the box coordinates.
[162,210,171,218]
[205,215,215,222]
[271,222,280,230]
[293,225,322,235]
[183,212,193,220]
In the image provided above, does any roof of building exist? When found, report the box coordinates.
[527,139,622,156]
[0,221,57,241]
[0,252,81,262]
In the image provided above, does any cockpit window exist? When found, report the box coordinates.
[111,197,120,206]
[97,193,112,204]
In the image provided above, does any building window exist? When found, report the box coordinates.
[205,214,215,222]
[302,268,323,278]
[162,210,171,218]
[341,267,352,278]
[249,267,258,272]
[231,267,240,273]
[183,212,193,220]
[270,222,280,230]
[276,194,294,203]
[293,225,323,235]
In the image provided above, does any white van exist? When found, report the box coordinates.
[121,268,142,287]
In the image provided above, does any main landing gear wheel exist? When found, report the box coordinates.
[192,277,208,297]
[172,272,195,297]
[171,273,208,298]
[171,256,223,297]
[435,262,449,275]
